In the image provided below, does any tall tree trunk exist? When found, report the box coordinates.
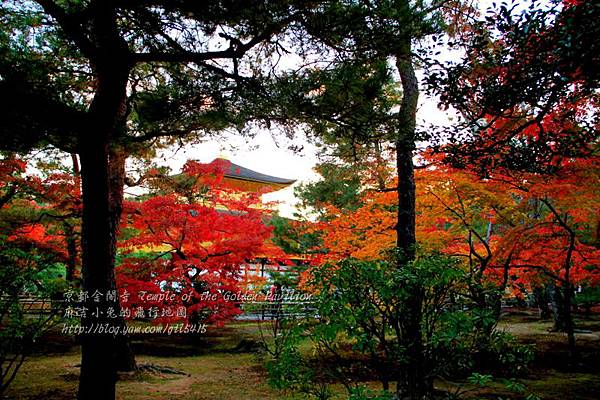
[563,282,577,362]
[78,140,120,400]
[394,34,418,260]
[395,143,417,260]
[563,232,577,363]
[64,154,81,283]
[77,5,132,395]
[394,41,430,399]
[108,146,137,372]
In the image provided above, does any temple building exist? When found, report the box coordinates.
[215,158,296,193]
[211,158,299,280]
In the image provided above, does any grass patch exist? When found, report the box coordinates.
[5,316,600,399]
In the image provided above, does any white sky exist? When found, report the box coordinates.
[152,130,321,218]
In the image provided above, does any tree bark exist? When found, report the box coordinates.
[563,282,577,362]
[541,199,577,362]
[563,231,577,363]
[64,154,81,283]
[393,41,430,399]
[533,285,551,319]
[78,140,120,400]
[549,282,566,331]
[64,222,78,283]
[394,39,418,261]
[108,146,137,372]
[77,5,132,396]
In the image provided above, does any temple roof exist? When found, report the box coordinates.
[214,158,296,192]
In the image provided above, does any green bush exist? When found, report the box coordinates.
[431,312,534,377]
[485,331,535,376]
[0,238,64,395]
[262,253,535,398]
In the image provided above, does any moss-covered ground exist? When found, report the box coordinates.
[5,314,600,399]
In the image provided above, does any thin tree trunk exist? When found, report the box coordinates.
[563,283,577,362]
[71,153,81,176]
[533,285,551,319]
[393,39,430,399]
[394,42,418,261]
[563,232,577,363]
[542,199,577,362]
[549,282,566,331]
[64,154,81,283]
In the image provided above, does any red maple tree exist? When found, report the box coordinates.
[116,160,281,324]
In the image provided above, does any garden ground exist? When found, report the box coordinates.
[5,312,600,399]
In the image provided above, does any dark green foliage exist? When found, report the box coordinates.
[485,331,535,376]
[295,162,363,216]
[347,387,393,400]
[260,307,332,400]
[263,253,535,397]
[266,57,401,162]
[575,286,600,316]
[265,341,333,399]
[269,215,322,256]
[0,0,311,155]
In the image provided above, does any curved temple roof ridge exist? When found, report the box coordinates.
[213,157,296,186]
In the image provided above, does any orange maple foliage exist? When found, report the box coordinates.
[300,152,600,296]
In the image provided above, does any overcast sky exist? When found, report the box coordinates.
[153,85,457,218]
[151,129,320,218]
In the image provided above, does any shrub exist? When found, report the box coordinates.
[0,239,63,396]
